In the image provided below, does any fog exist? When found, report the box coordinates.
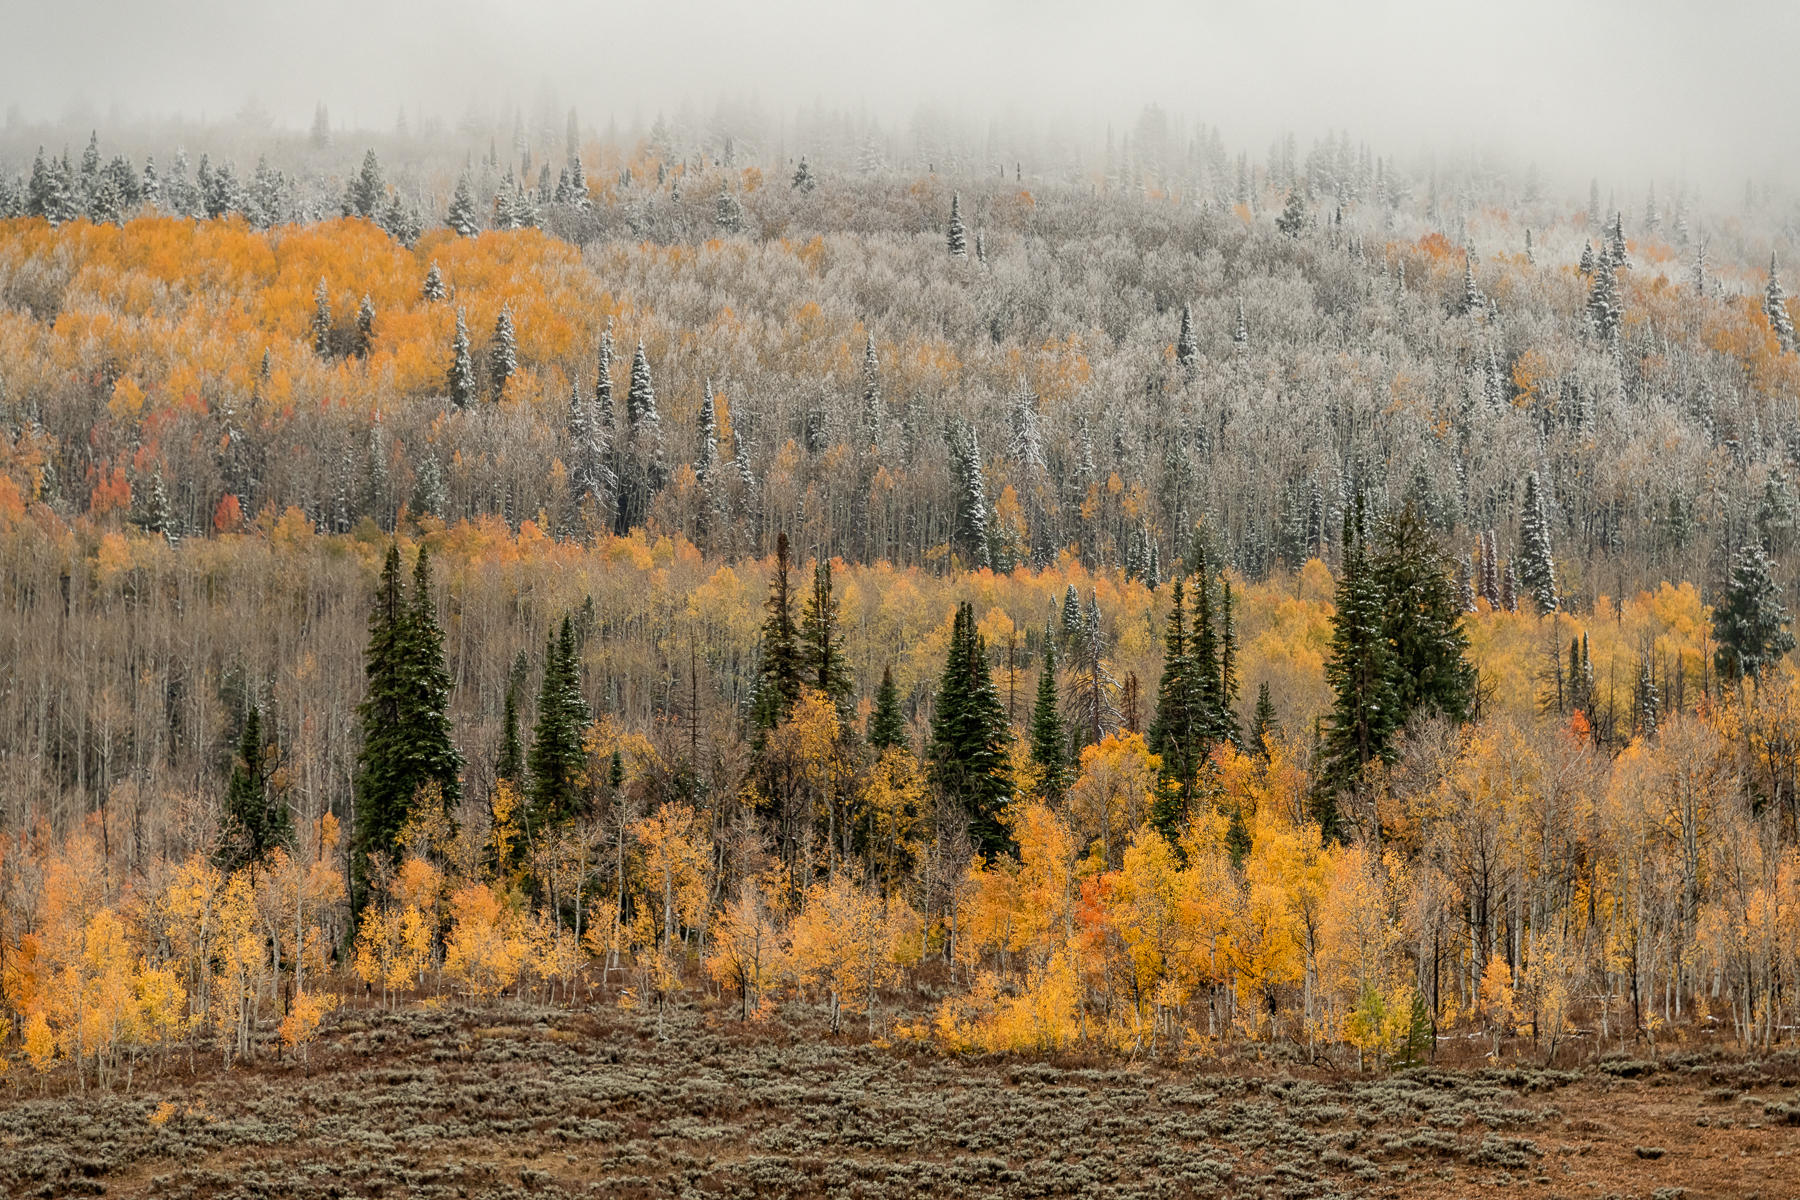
[6,0,1797,188]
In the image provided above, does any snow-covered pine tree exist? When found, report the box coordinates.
[353,295,376,358]
[489,307,517,401]
[1765,254,1794,353]
[447,174,479,236]
[1275,187,1306,236]
[1061,584,1083,642]
[563,111,589,208]
[446,308,475,409]
[1587,256,1622,342]
[567,373,613,512]
[1176,304,1199,378]
[1456,252,1482,315]
[1606,211,1629,270]
[139,154,159,206]
[1518,471,1557,613]
[347,149,384,219]
[626,340,659,430]
[1007,383,1045,470]
[422,262,446,302]
[946,419,991,568]
[1712,541,1796,683]
[947,192,967,257]
[696,379,720,483]
[714,186,745,234]
[790,156,817,193]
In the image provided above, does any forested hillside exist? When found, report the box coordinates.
[1,109,1799,1091]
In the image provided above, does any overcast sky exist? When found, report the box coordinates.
[7,0,1795,186]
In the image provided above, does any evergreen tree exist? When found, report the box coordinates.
[1148,575,1200,790]
[1373,502,1476,724]
[1319,495,1398,817]
[378,192,421,246]
[446,307,475,408]
[401,545,463,810]
[567,376,615,522]
[860,334,885,447]
[946,419,991,569]
[1276,187,1307,236]
[714,187,745,234]
[929,602,1013,859]
[353,295,376,358]
[422,262,445,302]
[1766,254,1794,353]
[1606,211,1630,270]
[947,193,967,257]
[1587,256,1622,342]
[220,703,290,875]
[413,452,446,516]
[352,543,464,907]
[1176,304,1199,378]
[489,306,517,402]
[311,278,332,356]
[1061,585,1084,641]
[869,665,907,751]
[1215,577,1242,745]
[135,470,177,542]
[751,533,804,732]
[528,615,591,830]
[1249,682,1279,755]
[696,380,721,484]
[27,145,74,223]
[1007,384,1045,470]
[353,546,409,903]
[614,340,666,533]
[1456,252,1482,315]
[447,173,480,236]
[1518,471,1558,613]
[1713,541,1796,683]
[496,679,523,785]
[800,558,853,715]
[790,156,817,192]
[1028,643,1069,800]
[345,149,384,219]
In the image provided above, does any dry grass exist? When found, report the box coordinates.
[2,997,1797,1199]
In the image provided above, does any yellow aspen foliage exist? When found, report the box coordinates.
[24,1009,55,1074]
[706,881,783,1020]
[279,989,338,1063]
[633,801,712,948]
[785,875,921,1034]
[1066,732,1161,868]
[444,883,528,1001]
[930,951,1081,1054]
[133,962,189,1063]
[211,872,268,1065]
[1479,954,1520,1057]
